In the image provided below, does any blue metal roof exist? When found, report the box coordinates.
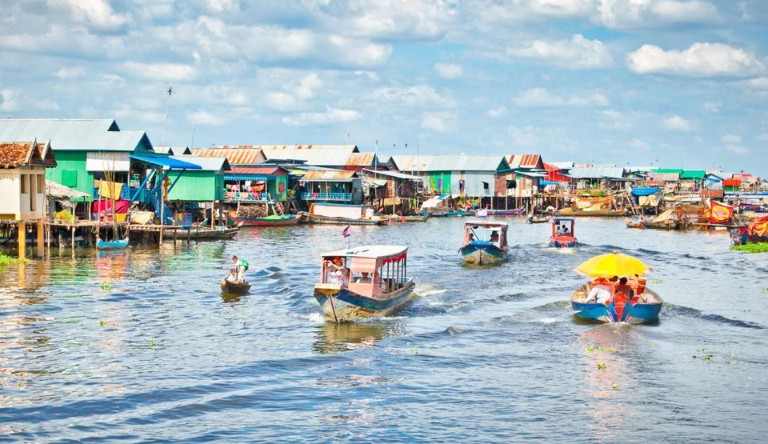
[130,154,201,170]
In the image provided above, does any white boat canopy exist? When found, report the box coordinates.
[321,245,407,259]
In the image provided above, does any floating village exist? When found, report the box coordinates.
[1,118,767,324]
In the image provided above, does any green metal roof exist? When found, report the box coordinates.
[680,170,706,180]
[652,168,683,174]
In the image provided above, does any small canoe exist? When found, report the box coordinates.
[220,280,251,294]
[527,214,551,224]
[231,214,302,227]
[97,238,129,250]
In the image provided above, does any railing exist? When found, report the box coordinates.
[301,192,353,201]
[224,191,272,202]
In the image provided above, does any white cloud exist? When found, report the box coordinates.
[282,107,362,125]
[470,0,593,25]
[265,92,299,111]
[507,34,613,69]
[188,111,227,126]
[122,62,197,82]
[601,110,633,130]
[487,106,507,117]
[374,85,456,109]
[721,134,748,154]
[757,133,768,143]
[420,112,456,133]
[48,0,130,31]
[630,139,650,150]
[597,0,719,28]
[55,67,86,79]
[434,63,464,79]
[295,73,322,100]
[703,102,721,113]
[513,88,608,107]
[662,115,694,131]
[0,89,18,112]
[628,43,766,77]
[742,77,768,90]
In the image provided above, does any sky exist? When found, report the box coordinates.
[0,0,766,174]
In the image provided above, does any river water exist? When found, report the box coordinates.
[1,217,766,443]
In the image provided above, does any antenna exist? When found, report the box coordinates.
[163,86,174,146]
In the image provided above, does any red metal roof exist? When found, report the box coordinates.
[192,148,266,165]
[508,154,542,169]
[544,162,571,182]
[229,166,288,176]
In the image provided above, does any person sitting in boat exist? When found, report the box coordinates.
[223,268,239,284]
[586,278,612,304]
[614,276,634,300]
[355,272,372,283]
[326,257,348,286]
[561,225,570,235]
[231,255,249,282]
[489,231,499,244]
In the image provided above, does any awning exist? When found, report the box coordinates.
[539,180,564,186]
[224,174,268,181]
[631,187,660,196]
[130,154,202,170]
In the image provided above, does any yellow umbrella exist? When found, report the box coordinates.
[575,252,650,278]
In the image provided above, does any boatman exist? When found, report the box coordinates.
[231,255,249,282]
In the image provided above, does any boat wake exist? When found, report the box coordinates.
[662,304,765,329]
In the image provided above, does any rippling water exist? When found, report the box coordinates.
[1,218,767,442]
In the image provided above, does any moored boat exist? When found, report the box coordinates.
[308,203,389,225]
[571,282,663,324]
[220,279,251,294]
[486,208,526,216]
[313,245,415,323]
[230,213,302,227]
[626,215,646,229]
[383,214,430,222]
[550,217,577,248]
[459,221,509,265]
[527,213,551,224]
[97,237,129,250]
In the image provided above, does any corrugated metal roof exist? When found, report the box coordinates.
[507,154,542,169]
[155,146,192,155]
[171,155,230,171]
[362,169,421,180]
[0,119,154,152]
[346,152,376,167]
[424,155,508,172]
[191,148,266,166]
[390,155,433,172]
[259,145,358,166]
[229,166,289,176]
[568,166,626,179]
[300,170,358,181]
[680,170,706,179]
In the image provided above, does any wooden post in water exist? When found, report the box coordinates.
[71,225,75,251]
[159,198,164,246]
[37,219,44,257]
[18,220,26,260]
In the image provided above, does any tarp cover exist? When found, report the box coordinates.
[93,199,130,214]
[631,187,660,196]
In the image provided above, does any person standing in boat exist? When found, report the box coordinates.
[231,255,249,282]
[326,257,348,286]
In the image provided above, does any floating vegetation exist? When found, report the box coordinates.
[0,254,25,268]
[99,320,106,327]
[150,338,157,349]
[597,363,607,371]
[100,282,113,290]
[731,243,768,254]
[693,348,714,361]
[586,345,615,353]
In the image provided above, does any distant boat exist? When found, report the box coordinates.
[571,282,663,324]
[486,208,526,216]
[459,221,509,265]
[308,203,389,225]
[383,214,430,222]
[550,217,577,248]
[220,280,251,295]
[313,245,415,323]
[556,208,628,217]
[421,210,465,217]
[97,237,129,250]
[527,213,551,224]
[230,213,302,227]
[626,215,646,229]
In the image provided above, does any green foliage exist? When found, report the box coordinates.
[597,363,607,371]
[0,254,25,268]
[731,243,768,253]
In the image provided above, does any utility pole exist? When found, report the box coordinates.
[375,140,378,172]
[163,86,173,146]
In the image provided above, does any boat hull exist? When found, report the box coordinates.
[308,216,388,225]
[556,209,628,217]
[97,238,129,250]
[549,235,577,248]
[459,243,508,265]
[487,209,525,216]
[571,286,662,324]
[313,280,416,322]
[232,215,300,227]
[220,280,251,294]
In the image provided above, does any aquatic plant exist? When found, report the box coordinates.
[100,282,113,290]
[150,338,157,349]
[731,243,768,254]
[99,320,106,327]
[597,363,607,370]
[0,254,26,268]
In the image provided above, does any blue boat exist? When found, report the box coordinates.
[571,282,663,324]
[459,221,509,265]
[97,237,129,250]
[550,217,577,248]
[313,245,415,323]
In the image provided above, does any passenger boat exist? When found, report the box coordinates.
[626,215,646,229]
[308,203,389,225]
[550,217,577,248]
[313,245,415,323]
[220,280,251,294]
[571,282,663,324]
[459,221,509,265]
[96,237,129,250]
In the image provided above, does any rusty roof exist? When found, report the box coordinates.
[0,140,56,169]
[507,154,543,169]
[229,166,289,176]
[300,170,358,181]
[191,148,266,165]
[259,145,358,166]
[346,152,376,167]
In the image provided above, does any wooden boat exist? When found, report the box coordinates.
[186,223,241,240]
[230,213,302,227]
[459,221,509,265]
[313,245,415,323]
[487,208,525,216]
[626,215,646,229]
[731,215,768,245]
[527,213,551,224]
[308,203,389,225]
[421,210,466,217]
[556,208,628,217]
[220,280,251,294]
[550,217,577,248]
[383,214,430,222]
[97,237,129,250]
[571,282,663,324]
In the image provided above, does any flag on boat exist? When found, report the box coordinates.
[342,225,351,238]
[708,200,733,224]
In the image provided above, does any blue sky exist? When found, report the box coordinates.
[0,0,766,174]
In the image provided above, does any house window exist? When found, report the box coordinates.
[20,174,28,193]
[29,174,36,212]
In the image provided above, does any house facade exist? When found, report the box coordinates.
[0,140,57,221]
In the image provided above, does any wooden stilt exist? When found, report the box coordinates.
[71,225,75,250]
[37,219,44,257]
[18,220,26,260]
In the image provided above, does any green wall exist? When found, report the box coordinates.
[167,171,223,201]
[270,176,288,201]
[428,172,451,194]
[45,151,93,200]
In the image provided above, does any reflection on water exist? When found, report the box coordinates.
[313,321,406,354]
